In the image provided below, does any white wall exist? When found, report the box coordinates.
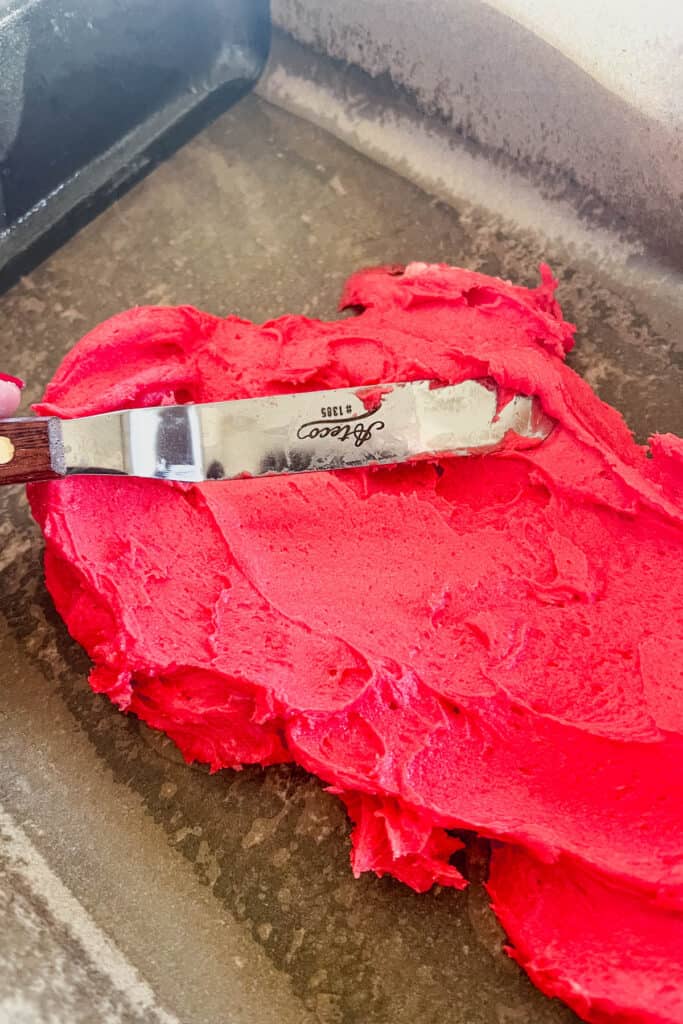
[487,0,682,127]
[272,0,683,263]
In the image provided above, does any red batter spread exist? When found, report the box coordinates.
[29,264,683,1022]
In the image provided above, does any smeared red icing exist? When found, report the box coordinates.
[355,382,394,411]
[29,264,683,1023]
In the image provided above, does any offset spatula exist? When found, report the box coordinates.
[0,379,553,485]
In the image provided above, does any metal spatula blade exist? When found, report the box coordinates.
[0,379,553,485]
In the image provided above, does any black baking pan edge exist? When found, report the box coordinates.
[0,77,257,295]
[0,0,270,294]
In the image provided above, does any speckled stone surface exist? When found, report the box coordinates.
[0,93,680,1024]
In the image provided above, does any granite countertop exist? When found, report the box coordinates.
[0,91,680,1024]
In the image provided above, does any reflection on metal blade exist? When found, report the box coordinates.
[59,379,554,482]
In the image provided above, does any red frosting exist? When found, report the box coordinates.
[29,264,683,1022]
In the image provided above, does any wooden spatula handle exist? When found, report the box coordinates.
[0,418,62,485]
